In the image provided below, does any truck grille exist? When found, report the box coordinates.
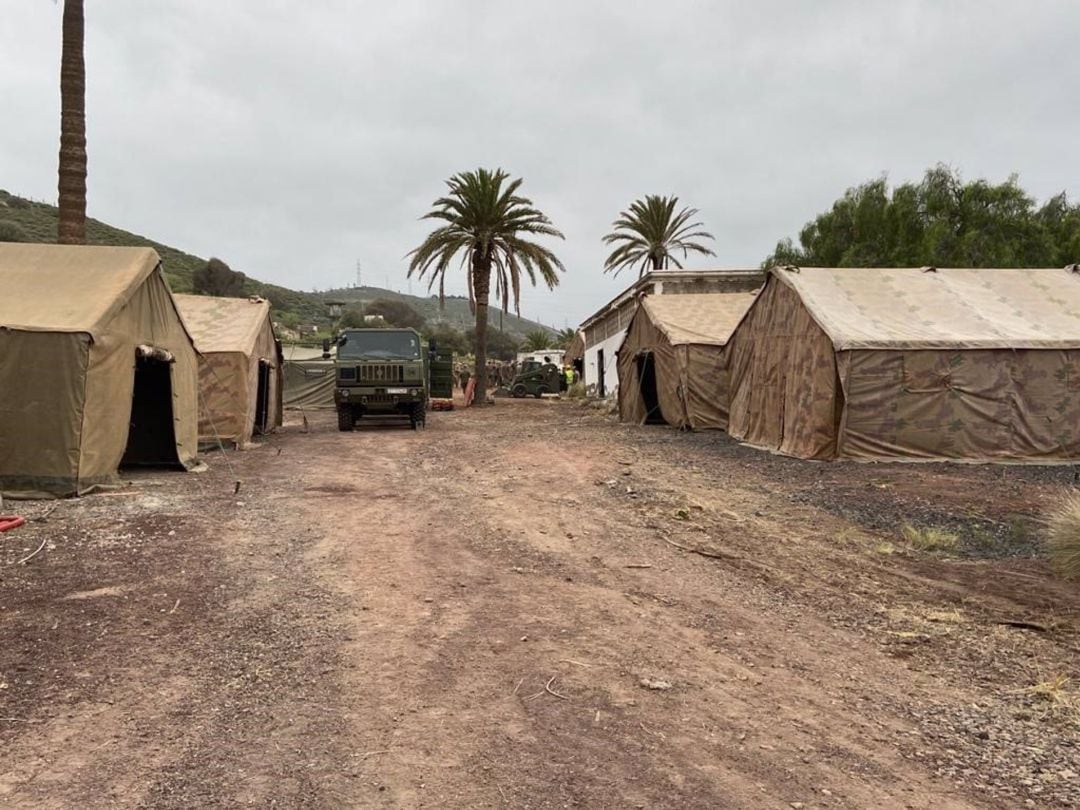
[359,364,405,383]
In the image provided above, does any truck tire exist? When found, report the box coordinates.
[337,406,354,432]
[534,385,549,399]
[512,383,527,398]
[409,402,425,430]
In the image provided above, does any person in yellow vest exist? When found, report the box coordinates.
[564,365,575,388]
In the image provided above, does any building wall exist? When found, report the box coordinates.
[584,330,627,396]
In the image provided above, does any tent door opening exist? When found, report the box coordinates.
[635,352,666,425]
[254,359,271,435]
[122,351,181,467]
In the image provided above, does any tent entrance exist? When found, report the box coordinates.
[254,359,271,435]
[635,352,665,425]
[121,350,181,467]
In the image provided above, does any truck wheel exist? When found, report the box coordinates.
[410,402,425,430]
[337,407,354,432]
[512,384,527,398]
[534,385,549,399]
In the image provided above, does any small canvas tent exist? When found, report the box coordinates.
[174,294,282,447]
[617,293,757,430]
[726,265,1080,462]
[0,244,199,497]
[281,345,336,410]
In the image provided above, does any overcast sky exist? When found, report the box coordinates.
[3,1,1079,327]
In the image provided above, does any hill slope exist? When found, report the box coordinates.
[0,189,553,336]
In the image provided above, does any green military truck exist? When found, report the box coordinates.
[509,359,568,398]
[328,328,431,431]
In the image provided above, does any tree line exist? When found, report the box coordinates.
[765,165,1080,269]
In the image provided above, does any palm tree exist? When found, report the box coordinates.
[602,194,715,278]
[555,327,578,349]
[408,169,565,403]
[521,329,554,352]
[57,0,87,244]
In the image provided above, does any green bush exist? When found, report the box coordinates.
[0,219,29,242]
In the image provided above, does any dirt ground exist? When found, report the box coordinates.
[2,397,1080,809]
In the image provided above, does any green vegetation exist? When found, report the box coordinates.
[0,189,553,341]
[766,165,1080,268]
[193,257,245,296]
[364,299,426,331]
[1046,494,1080,580]
[408,168,565,402]
[521,328,555,352]
[555,327,578,349]
[603,194,716,278]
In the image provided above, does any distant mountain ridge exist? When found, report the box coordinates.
[0,189,553,336]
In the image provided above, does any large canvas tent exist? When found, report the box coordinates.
[617,293,757,430]
[174,294,282,447]
[0,244,199,497]
[726,265,1080,462]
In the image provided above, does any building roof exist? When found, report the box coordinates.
[579,268,763,331]
[174,294,274,354]
[640,292,757,346]
[773,265,1080,350]
[0,243,161,336]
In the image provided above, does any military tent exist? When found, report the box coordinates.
[617,293,757,430]
[726,265,1080,462]
[282,345,336,410]
[174,294,282,447]
[0,244,199,497]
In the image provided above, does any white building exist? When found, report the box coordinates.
[579,268,763,397]
[517,349,566,366]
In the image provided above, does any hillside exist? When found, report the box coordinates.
[320,285,552,335]
[0,189,552,336]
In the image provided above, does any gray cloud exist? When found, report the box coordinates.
[3,1,1078,326]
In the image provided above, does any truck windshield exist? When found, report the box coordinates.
[338,331,421,360]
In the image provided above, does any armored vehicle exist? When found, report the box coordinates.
[509,359,567,399]
[328,328,430,430]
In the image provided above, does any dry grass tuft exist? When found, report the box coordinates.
[1046,493,1080,580]
[901,524,959,552]
[1018,674,1080,721]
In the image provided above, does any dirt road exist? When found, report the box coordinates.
[2,399,1079,808]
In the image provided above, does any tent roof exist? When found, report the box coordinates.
[773,266,1080,350]
[639,293,758,346]
[0,243,161,336]
[174,294,274,354]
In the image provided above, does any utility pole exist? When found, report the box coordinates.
[355,260,362,289]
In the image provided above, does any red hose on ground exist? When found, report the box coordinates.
[0,515,26,533]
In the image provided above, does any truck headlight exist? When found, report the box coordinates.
[341,388,350,397]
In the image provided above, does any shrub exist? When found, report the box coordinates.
[0,219,29,243]
[1046,493,1080,580]
[901,524,959,552]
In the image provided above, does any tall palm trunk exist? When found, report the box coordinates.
[58,0,87,245]
[472,253,491,404]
